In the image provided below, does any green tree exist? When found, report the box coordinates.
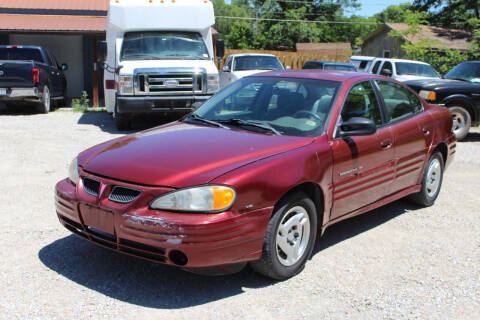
[374,3,414,23]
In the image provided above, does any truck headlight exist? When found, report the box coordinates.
[207,74,219,94]
[419,90,436,101]
[68,157,79,185]
[150,185,236,213]
[118,75,134,95]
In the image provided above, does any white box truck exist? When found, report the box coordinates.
[100,0,224,130]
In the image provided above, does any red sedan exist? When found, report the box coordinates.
[55,71,455,280]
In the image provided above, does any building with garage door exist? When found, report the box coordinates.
[0,0,109,106]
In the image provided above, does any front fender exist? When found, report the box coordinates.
[441,94,478,122]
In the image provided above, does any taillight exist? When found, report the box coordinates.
[32,68,39,83]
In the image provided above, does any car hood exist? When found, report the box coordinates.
[78,122,314,188]
[394,75,440,82]
[232,70,275,78]
[405,78,476,91]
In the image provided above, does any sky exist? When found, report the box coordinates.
[347,0,412,17]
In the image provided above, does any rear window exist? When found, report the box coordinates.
[0,48,44,63]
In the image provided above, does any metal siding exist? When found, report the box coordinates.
[0,0,109,11]
[0,14,106,32]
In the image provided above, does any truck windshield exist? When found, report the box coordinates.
[190,77,340,137]
[233,56,284,71]
[395,62,440,78]
[120,32,209,61]
[0,48,44,63]
[444,62,480,82]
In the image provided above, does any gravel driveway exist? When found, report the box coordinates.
[0,106,479,319]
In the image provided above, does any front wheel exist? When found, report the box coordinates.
[408,151,444,207]
[37,85,51,113]
[449,106,471,141]
[250,192,317,280]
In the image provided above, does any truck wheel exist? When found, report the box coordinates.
[249,192,317,280]
[449,105,471,141]
[115,113,131,130]
[37,85,51,113]
[408,151,444,207]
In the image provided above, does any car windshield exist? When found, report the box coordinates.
[444,62,480,82]
[395,62,440,78]
[233,56,283,71]
[120,32,209,61]
[324,64,356,71]
[190,77,341,137]
[0,48,44,63]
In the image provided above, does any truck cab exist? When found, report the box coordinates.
[103,0,222,130]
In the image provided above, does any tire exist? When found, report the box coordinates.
[449,105,471,141]
[408,151,444,207]
[37,85,51,113]
[115,113,131,130]
[250,192,317,280]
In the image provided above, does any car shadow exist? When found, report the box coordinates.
[38,235,275,309]
[313,199,420,255]
[0,102,40,115]
[462,131,480,143]
[77,111,181,134]
[39,199,420,308]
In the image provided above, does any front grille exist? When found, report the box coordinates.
[109,186,141,203]
[82,178,100,197]
[134,69,206,96]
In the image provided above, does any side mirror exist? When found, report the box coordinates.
[285,66,292,70]
[381,69,392,77]
[97,40,107,62]
[337,117,376,137]
[222,65,230,72]
[61,63,68,71]
[192,101,205,109]
[216,39,225,58]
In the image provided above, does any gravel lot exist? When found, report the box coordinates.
[0,105,479,319]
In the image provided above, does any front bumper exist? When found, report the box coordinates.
[0,87,41,102]
[54,175,272,268]
[116,95,212,114]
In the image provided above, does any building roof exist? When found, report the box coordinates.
[296,42,352,52]
[0,14,106,33]
[0,0,109,11]
[365,23,472,51]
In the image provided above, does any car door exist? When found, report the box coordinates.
[375,80,433,194]
[45,50,63,96]
[330,80,395,219]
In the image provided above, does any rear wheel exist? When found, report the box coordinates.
[408,151,444,207]
[250,192,317,280]
[449,105,471,141]
[37,85,51,113]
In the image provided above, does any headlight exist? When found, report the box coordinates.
[207,74,219,94]
[419,90,437,101]
[118,75,134,95]
[150,185,236,213]
[68,157,79,185]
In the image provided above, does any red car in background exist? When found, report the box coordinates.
[55,71,455,280]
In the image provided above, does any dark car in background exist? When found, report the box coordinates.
[0,45,67,113]
[406,61,480,140]
[302,60,357,72]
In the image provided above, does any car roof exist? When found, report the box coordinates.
[229,54,277,58]
[350,56,376,61]
[250,70,376,82]
[372,58,431,65]
[0,45,42,49]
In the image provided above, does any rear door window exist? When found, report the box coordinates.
[371,61,382,74]
[376,80,422,122]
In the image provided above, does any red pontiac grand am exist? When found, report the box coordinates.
[55,71,456,280]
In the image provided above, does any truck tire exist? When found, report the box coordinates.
[449,105,471,141]
[37,85,51,113]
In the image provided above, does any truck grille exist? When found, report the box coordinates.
[134,68,206,96]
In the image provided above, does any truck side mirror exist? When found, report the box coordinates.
[97,40,107,62]
[216,39,225,58]
[61,63,68,71]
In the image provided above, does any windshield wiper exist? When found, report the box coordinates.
[217,118,281,135]
[449,77,470,82]
[186,114,229,129]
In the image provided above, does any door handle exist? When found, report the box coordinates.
[422,128,430,135]
[380,139,392,149]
